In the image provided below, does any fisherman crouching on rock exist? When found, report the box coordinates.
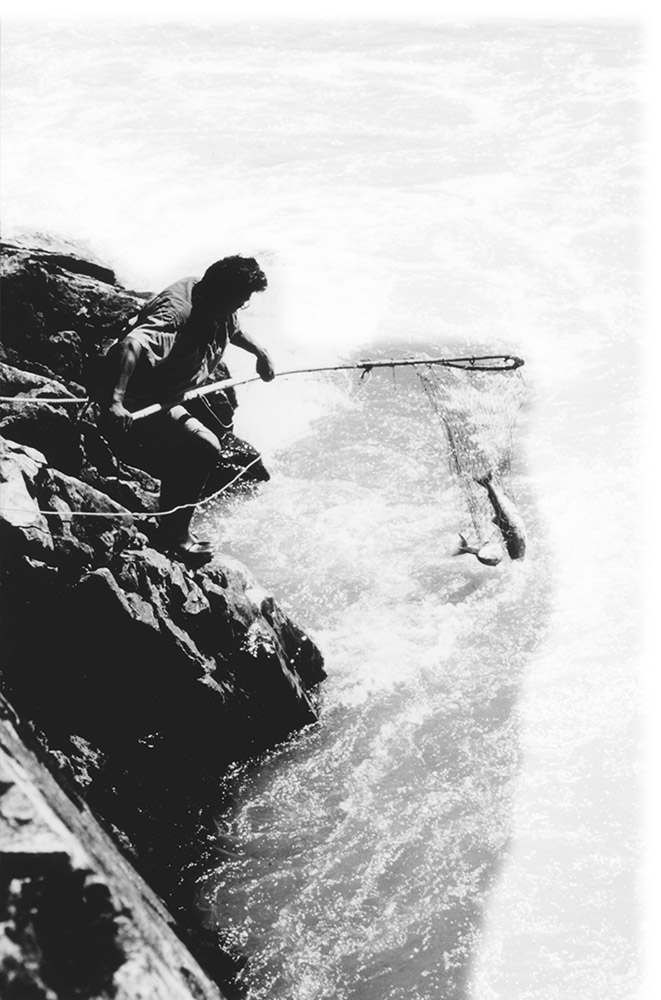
[99,255,274,567]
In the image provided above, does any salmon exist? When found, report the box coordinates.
[476,472,527,560]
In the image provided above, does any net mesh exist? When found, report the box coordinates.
[416,363,527,545]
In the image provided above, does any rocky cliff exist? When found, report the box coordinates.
[0,238,326,998]
[1,702,228,1000]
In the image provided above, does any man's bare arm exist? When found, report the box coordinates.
[106,336,143,432]
[230,329,275,381]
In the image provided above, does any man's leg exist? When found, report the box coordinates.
[156,405,222,561]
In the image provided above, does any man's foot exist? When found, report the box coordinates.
[172,538,214,567]
[186,532,213,550]
[155,529,215,566]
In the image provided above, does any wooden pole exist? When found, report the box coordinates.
[130,355,524,421]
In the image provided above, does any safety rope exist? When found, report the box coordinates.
[0,455,265,521]
[0,394,86,405]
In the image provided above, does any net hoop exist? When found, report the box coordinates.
[422,355,524,372]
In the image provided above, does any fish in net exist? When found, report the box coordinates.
[415,361,527,564]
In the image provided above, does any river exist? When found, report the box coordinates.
[1,16,644,999]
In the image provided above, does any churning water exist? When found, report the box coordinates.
[1,17,643,999]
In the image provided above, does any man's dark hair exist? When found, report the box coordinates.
[195,255,267,301]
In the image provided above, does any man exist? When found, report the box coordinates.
[102,255,274,566]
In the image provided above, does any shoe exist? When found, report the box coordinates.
[154,527,213,553]
[190,534,213,550]
[172,539,214,567]
[155,530,215,567]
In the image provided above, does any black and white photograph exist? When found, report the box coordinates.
[0,3,655,999]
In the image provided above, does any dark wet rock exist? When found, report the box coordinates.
[39,328,84,380]
[0,704,228,1000]
[0,435,323,756]
[0,242,146,371]
[0,341,88,395]
[1,234,119,284]
[79,466,161,514]
[0,359,81,399]
[0,405,85,476]
[1,435,325,993]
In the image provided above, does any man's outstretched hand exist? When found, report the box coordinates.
[256,351,275,381]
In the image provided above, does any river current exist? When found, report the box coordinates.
[1,18,643,1000]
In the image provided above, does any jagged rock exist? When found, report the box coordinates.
[0,385,165,512]
[0,707,228,1000]
[1,235,119,284]
[0,261,138,374]
[0,436,325,970]
[0,436,322,749]
[39,328,84,380]
[0,239,147,370]
[0,342,87,395]
[79,467,161,514]
[0,360,81,399]
[0,406,85,476]
[0,437,55,560]
[0,361,90,475]
[0,436,145,568]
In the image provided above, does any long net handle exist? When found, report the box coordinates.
[131,355,524,420]
[0,354,524,416]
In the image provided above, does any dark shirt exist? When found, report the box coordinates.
[122,276,240,407]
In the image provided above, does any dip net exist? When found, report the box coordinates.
[415,358,527,547]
